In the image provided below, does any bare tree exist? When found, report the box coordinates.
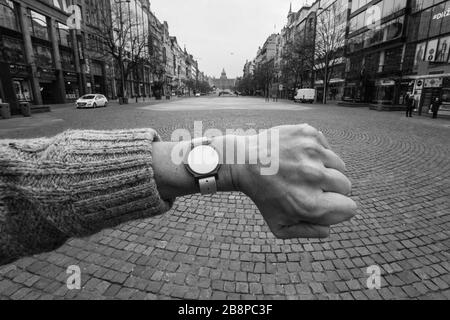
[254,61,275,98]
[314,2,346,104]
[281,37,314,92]
[91,0,152,101]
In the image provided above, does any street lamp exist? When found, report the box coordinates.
[114,0,130,103]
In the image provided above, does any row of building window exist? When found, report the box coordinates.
[351,0,372,13]
[347,1,450,75]
[347,46,403,75]
[0,0,18,31]
[412,0,449,13]
[409,1,450,41]
[0,0,191,78]
[348,17,404,53]
[0,1,73,46]
[349,0,407,34]
[350,0,445,14]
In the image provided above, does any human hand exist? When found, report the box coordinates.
[232,124,357,239]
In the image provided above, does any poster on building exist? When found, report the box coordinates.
[426,39,439,62]
[424,78,443,88]
[414,42,427,67]
[436,36,450,62]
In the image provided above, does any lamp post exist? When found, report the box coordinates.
[114,0,130,103]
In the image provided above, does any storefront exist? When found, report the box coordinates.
[403,75,450,115]
[0,62,33,114]
[63,71,79,101]
[91,60,105,95]
[405,0,450,113]
[373,79,401,105]
[37,67,58,104]
[343,80,374,102]
[399,79,415,105]
[59,47,78,101]
[10,64,33,102]
[421,77,443,113]
[315,79,345,102]
[441,77,450,115]
[0,33,32,111]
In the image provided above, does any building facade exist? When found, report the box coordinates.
[0,0,207,110]
[344,0,408,104]
[212,69,236,91]
[402,0,450,115]
[244,0,449,114]
[344,0,450,114]
[0,0,88,112]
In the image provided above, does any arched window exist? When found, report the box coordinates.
[0,0,19,31]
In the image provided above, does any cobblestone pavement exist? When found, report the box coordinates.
[0,97,449,300]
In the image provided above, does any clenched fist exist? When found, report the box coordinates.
[231,124,357,239]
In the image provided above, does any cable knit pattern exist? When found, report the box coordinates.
[0,129,173,265]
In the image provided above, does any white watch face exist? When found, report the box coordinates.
[187,145,220,175]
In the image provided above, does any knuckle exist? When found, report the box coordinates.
[301,141,322,157]
[300,163,325,183]
[303,125,319,137]
[295,124,312,135]
[297,193,320,215]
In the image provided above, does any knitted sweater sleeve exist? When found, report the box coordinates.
[0,129,174,265]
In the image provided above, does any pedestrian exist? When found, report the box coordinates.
[405,93,414,118]
[431,97,441,119]
[0,125,356,265]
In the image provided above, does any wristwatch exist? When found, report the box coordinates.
[185,137,221,195]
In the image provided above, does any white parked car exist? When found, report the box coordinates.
[76,94,108,108]
[294,88,316,103]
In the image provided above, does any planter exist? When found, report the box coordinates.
[0,103,11,119]
[19,102,31,117]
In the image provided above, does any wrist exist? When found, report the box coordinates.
[210,135,246,193]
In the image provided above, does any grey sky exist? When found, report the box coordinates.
[150,0,309,79]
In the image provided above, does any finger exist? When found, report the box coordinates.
[317,131,331,149]
[322,149,346,172]
[305,146,346,172]
[321,168,352,195]
[311,193,358,226]
[274,223,330,239]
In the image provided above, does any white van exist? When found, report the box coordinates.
[294,88,316,103]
